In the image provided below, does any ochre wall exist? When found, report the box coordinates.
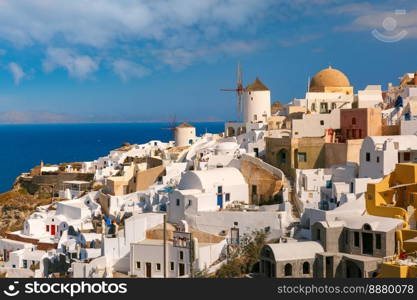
[134,165,166,191]
[265,137,326,178]
[382,125,400,136]
[240,159,283,204]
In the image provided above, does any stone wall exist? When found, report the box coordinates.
[17,173,94,195]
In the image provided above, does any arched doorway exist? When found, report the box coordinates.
[277,149,288,167]
[345,260,362,278]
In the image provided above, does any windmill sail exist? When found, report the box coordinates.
[220,62,245,121]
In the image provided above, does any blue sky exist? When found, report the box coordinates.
[0,0,416,123]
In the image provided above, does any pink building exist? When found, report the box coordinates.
[340,108,382,142]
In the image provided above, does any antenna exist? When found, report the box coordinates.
[220,62,245,121]
[307,75,310,93]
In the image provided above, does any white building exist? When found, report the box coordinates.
[359,135,417,179]
[292,109,340,138]
[243,77,271,124]
[59,180,91,200]
[167,167,249,223]
[355,85,384,108]
[129,230,226,278]
[101,212,164,274]
[175,123,196,147]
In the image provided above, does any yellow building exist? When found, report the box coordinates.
[265,136,326,179]
[365,163,417,277]
[106,159,165,196]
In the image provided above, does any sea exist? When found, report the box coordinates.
[0,122,225,193]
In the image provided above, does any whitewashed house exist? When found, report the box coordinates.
[292,109,340,138]
[359,135,417,179]
[129,236,226,278]
[167,167,249,223]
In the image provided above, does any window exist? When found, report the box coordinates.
[170,262,175,271]
[284,263,292,276]
[352,117,356,125]
[331,103,337,109]
[179,251,184,260]
[376,156,380,163]
[376,234,382,249]
[23,260,28,268]
[217,186,223,194]
[404,152,411,161]
[225,193,230,202]
[188,199,192,206]
[302,262,310,274]
[346,129,351,139]
[320,120,324,126]
[354,232,360,247]
[311,103,316,111]
[46,225,49,232]
[320,103,328,113]
[136,262,141,269]
[366,152,371,162]
[254,114,257,121]
[363,224,371,231]
[278,150,287,164]
[176,199,180,206]
[156,263,161,271]
[298,152,307,162]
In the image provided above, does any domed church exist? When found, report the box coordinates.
[309,66,353,95]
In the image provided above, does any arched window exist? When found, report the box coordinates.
[303,262,310,274]
[284,263,292,276]
[363,223,372,231]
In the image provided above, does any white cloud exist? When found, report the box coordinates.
[0,0,280,78]
[0,0,352,80]
[8,62,26,85]
[112,59,150,81]
[331,4,417,40]
[0,0,274,48]
[43,48,99,80]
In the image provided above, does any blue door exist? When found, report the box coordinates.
[217,194,223,208]
[217,186,223,208]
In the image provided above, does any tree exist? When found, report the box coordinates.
[214,229,268,278]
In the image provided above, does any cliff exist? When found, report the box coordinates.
[0,189,52,236]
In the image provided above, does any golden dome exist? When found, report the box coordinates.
[309,66,350,92]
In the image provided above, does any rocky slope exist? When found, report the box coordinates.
[0,189,52,236]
